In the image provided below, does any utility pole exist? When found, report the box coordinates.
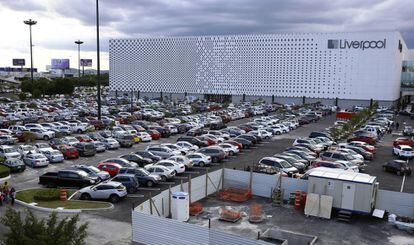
[96,0,102,119]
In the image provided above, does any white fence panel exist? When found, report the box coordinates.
[191,175,207,202]
[210,229,271,245]
[207,169,223,195]
[376,189,414,218]
[281,177,308,199]
[251,172,278,198]
[224,168,250,189]
[132,211,209,245]
[134,199,151,214]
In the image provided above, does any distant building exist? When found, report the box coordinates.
[109,31,414,106]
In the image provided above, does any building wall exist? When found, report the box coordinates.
[110,31,407,102]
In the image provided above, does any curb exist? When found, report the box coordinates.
[15,188,114,213]
[0,175,11,183]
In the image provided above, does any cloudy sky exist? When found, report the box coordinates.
[0,0,413,71]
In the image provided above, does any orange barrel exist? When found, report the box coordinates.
[301,192,307,209]
[60,189,67,201]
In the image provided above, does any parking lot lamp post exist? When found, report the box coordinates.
[24,18,37,85]
[75,40,84,80]
[96,0,102,120]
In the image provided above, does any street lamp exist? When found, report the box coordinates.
[96,0,102,120]
[23,18,37,84]
[74,40,84,80]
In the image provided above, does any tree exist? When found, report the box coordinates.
[1,208,88,245]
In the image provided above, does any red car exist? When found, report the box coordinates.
[57,145,79,159]
[311,160,344,169]
[75,135,93,142]
[347,141,376,154]
[393,137,414,147]
[97,162,122,177]
[347,136,376,146]
[147,129,161,140]
[90,120,105,130]
[196,135,216,145]
[224,140,243,150]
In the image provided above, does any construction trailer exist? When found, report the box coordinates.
[307,168,378,214]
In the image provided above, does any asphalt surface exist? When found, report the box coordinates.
[2,112,412,244]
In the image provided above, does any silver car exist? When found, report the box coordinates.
[23,153,49,167]
[42,149,64,163]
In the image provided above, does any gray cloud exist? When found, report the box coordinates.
[0,0,46,11]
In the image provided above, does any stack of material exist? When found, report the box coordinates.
[249,203,265,223]
[189,202,203,216]
[218,188,252,202]
[219,207,242,222]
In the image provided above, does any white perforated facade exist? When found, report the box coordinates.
[109,31,408,102]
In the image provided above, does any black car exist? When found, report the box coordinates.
[2,158,26,173]
[383,160,412,176]
[118,167,161,187]
[150,127,170,138]
[232,137,253,149]
[237,134,258,144]
[134,150,162,162]
[309,131,332,140]
[120,154,153,167]
[39,169,99,188]
[177,136,209,148]
[73,142,96,157]
[186,127,203,137]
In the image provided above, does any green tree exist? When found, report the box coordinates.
[1,208,88,245]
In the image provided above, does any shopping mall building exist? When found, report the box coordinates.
[109,31,414,106]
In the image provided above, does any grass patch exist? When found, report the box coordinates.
[16,188,111,210]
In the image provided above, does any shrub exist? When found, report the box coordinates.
[22,132,36,143]
[33,189,60,201]
[0,165,10,178]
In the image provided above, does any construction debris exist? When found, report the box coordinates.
[219,207,242,222]
[249,203,265,223]
[218,188,252,202]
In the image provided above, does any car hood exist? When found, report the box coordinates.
[5,152,20,158]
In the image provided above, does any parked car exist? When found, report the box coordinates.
[118,167,161,187]
[57,145,79,159]
[311,160,345,170]
[146,145,180,159]
[144,165,176,181]
[258,157,298,176]
[28,127,55,140]
[113,132,134,147]
[120,154,153,167]
[0,146,21,160]
[273,154,306,173]
[0,135,18,145]
[102,138,120,150]
[101,158,138,168]
[73,142,96,157]
[196,147,226,163]
[38,169,98,188]
[111,174,139,193]
[134,150,162,162]
[393,145,414,159]
[93,141,106,153]
[320,150,364,166]
[1,158,26,173]
[218,143,239,156]
[186,153,211,167]
[168,155,194,169]
[152,160,185,174]
[42,149,65,163]
[383,160,412,176]
[97,162,123,177]
[393,137,414,147]
[23,152,49,167]
[78,181,127,203]
[62,136,80,146]
[72,164,110,181]
[136,132,152,142]
[177,136,208,148]
[176,141,199,152]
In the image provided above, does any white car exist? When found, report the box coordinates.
[17,144,36,157]
[28,127,55,140]
[218,143,240,156]
[393,145,414,159]
[23,152,49,167]
[136,132,152,142]
[186,153,211,167]
[145,165,176,181]
[270,125,284,135]
[102,138,120,150]
[335,160,359,172]
[93,141,106,152]
[78,181,127,203]
[176,141,199,152]
[153,160,185,174]
[0,146,21,159]
[62,136,80,146]
[35,143,54,153]
[168,155,194,169]
[42,149,64,163]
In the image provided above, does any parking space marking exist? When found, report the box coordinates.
[138,187,161,191]
[127,194,145,198]
[158,182,177,185]
[184,171,200,174]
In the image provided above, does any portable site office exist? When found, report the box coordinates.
[307,168,378,214]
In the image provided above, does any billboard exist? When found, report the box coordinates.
[80,59,92,67]
[12,59,25,66]
[51,59,70,69]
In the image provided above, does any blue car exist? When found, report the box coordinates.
[111,174,139,193]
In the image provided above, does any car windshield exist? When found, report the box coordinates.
[3,148,16,153]
[6,159,22,166]
[345,154,356,160]
[279,160,291,168]
[22,145,34,151]
[88,166,100,173]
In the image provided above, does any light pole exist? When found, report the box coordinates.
[24,18,37,85]
[75,40,83,80]
[96,0,102,120]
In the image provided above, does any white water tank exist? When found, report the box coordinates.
[171,192,189,222]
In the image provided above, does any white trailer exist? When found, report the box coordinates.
[307,168,378,214]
